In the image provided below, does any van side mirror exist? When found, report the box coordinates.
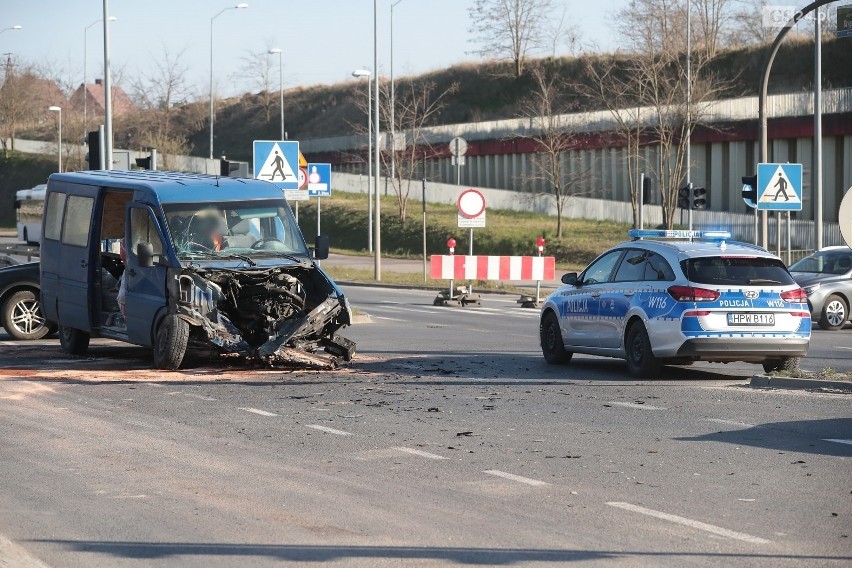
[314,235,330,260]
[136,242,154,267]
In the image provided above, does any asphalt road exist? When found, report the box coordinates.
[0,285,849,567]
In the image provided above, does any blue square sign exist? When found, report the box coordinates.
[307,163,331,197]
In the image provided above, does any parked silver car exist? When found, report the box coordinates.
[788,246,852,330]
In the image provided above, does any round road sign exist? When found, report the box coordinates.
[457,188,486,219]
[839,187,852,248]
[449,137,468,157]
[298,167,308,189]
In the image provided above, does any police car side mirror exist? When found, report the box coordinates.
[562,272,578,286]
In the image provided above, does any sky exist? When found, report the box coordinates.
[1,0,627,99]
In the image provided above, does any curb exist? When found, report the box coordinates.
[750,375,852,392]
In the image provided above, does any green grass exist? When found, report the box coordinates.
[298,190,629,269]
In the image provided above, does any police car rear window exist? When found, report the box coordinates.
[681,256,795,286]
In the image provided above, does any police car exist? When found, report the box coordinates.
[539,230,811,378]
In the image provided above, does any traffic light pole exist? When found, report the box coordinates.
[758,0,834,249]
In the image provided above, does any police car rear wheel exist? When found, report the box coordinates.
[540,312,572,364]
[762,356,800,374]
[818,294,847,331]
[625,322,661,378]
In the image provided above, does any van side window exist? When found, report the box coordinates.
[130,208,164,261]
[61,195,94,247]
[44,192,66,241]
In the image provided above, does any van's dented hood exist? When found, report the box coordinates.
[174,262,354,368]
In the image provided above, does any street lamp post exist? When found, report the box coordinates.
[209,3,249,160]
[352,69,373,252]
[390,0,404,183]
[48,106,62,172]
[0,25,22,35]
[84,17,116,155]
[268,48,284,139]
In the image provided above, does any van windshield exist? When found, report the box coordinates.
[162,200,309,260]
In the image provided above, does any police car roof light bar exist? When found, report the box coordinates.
[628,229,732,241]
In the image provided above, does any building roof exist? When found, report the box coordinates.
[69,80,135,116]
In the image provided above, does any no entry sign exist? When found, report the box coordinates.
[457,189,486,228]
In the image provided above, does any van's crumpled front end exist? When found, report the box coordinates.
[173,264,354,368]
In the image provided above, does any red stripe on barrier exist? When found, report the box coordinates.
[521,256,532,280]
[499,256,511,280]
[544,256,555,280]
[477,256,489,280]
[454,255,466,278]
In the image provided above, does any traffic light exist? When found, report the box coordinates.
[741,175,757,208]
[86,131,101,170]
[692,186,707,209]
[642,176,652,204]
[678,185,691,209]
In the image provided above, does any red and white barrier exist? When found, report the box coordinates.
[430,255,556,281]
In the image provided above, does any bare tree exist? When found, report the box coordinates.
[0,57,44,157]
[467,0,554,77]
[516,64,592,237]
[584,0,734,229]
[379,78,459,222]
[127,47,196,167]
[235,45,278,124]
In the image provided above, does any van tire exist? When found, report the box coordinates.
[59,325,90,355]
[154,315,189,370]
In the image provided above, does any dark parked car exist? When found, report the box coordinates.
[0,261,54,340]
[788,246,852,330]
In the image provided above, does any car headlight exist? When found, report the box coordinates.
[803,283,821,296]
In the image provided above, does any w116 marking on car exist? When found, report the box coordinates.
[728,313,775,326]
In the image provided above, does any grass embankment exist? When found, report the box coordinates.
[297,190,629,288]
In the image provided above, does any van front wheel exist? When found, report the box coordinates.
[153,315,189,370]
[59,325,90,355]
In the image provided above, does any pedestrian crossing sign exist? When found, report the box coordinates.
[253,140,300,190]
[757,163,802,211]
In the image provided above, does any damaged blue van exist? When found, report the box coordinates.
[40,170,354,370]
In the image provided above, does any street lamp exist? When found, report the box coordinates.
[390,0,405,182]
[352,68,373,252]
[0,25,22,34]
[268,47,284,139]
[83,17,116,148]
[48,106,62,173]
[209,3,249,159]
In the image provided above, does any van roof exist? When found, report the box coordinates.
[47,170,285,204]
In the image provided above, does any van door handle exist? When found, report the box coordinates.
[79,260,87,268]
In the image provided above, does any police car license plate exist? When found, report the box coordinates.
[727,313,775,326]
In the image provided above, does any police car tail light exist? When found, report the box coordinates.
[780,288,807,303]
[684,310,711,317]
[667,285,720,302]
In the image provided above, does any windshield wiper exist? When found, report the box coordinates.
[222,253,256,266]
[748,278,782,285]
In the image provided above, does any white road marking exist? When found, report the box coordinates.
[606,502,770,544]
[373,316,406,322]
[239,407,279,417]
[483,469,549,486]
[705,418,755,428]
[608,401,666,411]
[306,424,352,436]
[823,439,852,446]
[837,346,852,350]
[394,447,449,460]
